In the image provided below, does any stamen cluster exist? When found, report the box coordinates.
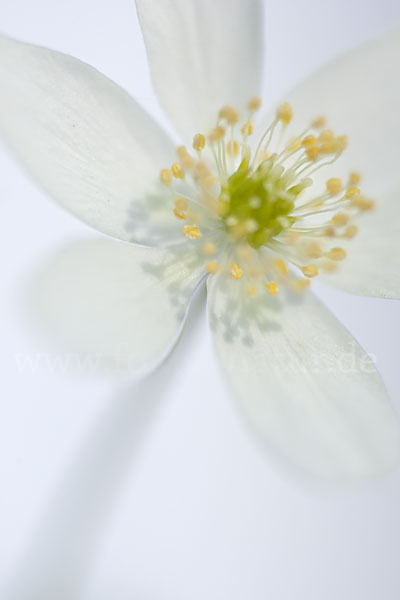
[159,98,373,298]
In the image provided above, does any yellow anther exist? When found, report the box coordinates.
[276,102,293,125]
[326,177,343,195]
[345,186,361,199]
[274,257,289,275]
[209,126,225,142]
[202,241,217,256]
[306,144,320,160]
[241,119,254,137]
[287,137,302,152]
[324,226,336,238]
[171,162,184,179]
[206,260,219,274]
[173,196,188,219]
[176,145,188,160]
[343,225,358,239]
[248,96,262,111]
[176,145,195,168]
[160,168,172,186]
[219,105,239,125]
[302,134,317,148]
[312,116,326,129]
[320,141,336,154]
[183,225,202,240]
[331,212,350,227]
[230,263,243,280]
[351,196,375,211]
[173,208,185,219]
[319,129,334,143]
[292,278,311,293]
[321,134,347,154]
[192,133,206,152]
[321,259,338,273]
[193,161,214,188]
[246,284,258,297]
[349,171,361,185]
[176,146,195,169]
[227,140,240,157]
[326,247,346,261]
[265,281,279,296]
[305,242,323,258]
[301,264,319,278]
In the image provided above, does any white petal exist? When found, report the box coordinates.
[136,0,264,141]
[286,25,400,196]
[27,238,205,376]
[208,274,400,479]
[0,35,183,246]
[321,187,400,298]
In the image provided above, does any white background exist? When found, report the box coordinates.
[1,1,400,598]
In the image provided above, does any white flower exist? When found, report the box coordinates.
[0,0,400,479]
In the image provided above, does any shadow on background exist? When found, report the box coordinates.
[3,283,207,600]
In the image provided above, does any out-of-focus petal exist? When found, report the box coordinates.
[285,25,400,196]
[28,238,205,376]
[208,273,400,479]
[0,35,182,246]
[136,0,264,141]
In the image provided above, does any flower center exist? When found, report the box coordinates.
[158,98,374,297]
[219,152,296,249]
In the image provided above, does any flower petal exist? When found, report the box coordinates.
[208,274,400,479]
[286,25,400,196]
[0,35,183,247]
[27,238,205,376]
[135,0,264,141]
[321,187,400,298]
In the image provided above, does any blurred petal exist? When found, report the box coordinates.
[286,25,400,196]
[0,35,183,246]
[208,274,400,479]
[136,0,264,141]
[322,187,400,298]
[28,238,205,376]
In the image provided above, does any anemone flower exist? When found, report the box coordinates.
[0,0,400,479]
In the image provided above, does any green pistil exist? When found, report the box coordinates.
[220,156,297,249]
